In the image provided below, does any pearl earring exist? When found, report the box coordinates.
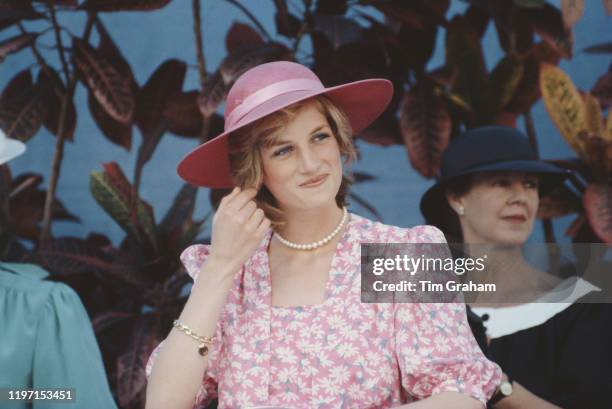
[458,206,465,216]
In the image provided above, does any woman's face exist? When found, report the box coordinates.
[448,172,540,245]
[260,102,343,212]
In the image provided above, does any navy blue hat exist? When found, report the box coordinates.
[420,126,571,231]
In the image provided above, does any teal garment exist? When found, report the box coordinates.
[0,262,118,409]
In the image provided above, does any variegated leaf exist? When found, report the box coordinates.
[0,70,45,142]
[219,42,293,86]
[445,16,487,113]
[72,38,134,124]
[37,68,76,141]
[583,93,604,136]
[90,162,157,251]
[0,32,37,63]
[479,54,524,122]
[537,185,581,219]
[540,63,587,157]
[526,4,573,58]
[88,91,132,150]
[591,69,612,110]
[197,70,226,117]
[576,131,612,178]
[400,83,451,178]
[116,317,157,408]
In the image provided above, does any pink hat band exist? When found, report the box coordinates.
[177,61,393,188]
[225,78,323,131]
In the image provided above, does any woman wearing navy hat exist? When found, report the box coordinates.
[145,61,501,409]
[420,125,611,409]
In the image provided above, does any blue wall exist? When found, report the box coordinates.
[3,0,610,245]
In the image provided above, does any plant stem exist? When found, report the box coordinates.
[192,0,211,142]
[523,110,559,273]
[17,23,56,84]
[192,0,207,90]
[524,110,540,157]
[39,12,96,244]
[47,0,71,84]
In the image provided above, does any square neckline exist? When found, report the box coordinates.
[263,212,354,311]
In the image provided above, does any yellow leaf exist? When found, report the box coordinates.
[583,93,604,137]
[539,63,587,157]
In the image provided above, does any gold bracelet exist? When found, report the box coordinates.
[173,319,215,356]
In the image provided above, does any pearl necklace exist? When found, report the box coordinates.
[274,207,348,251]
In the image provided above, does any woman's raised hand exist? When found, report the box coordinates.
[208,187,271,273]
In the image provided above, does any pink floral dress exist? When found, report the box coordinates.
[146,213,501,408]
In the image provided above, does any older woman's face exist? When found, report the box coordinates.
[449,172,540,245]
[259,102,343,212]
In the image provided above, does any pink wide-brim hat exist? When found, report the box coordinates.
[177,61,394,188]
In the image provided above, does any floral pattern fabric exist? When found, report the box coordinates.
[146,213,501,408]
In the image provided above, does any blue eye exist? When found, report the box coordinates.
[273,146,292,157]
[313,133,330,142]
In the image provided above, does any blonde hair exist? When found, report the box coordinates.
[228,95,356,228]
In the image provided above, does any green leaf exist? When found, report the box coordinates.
[445,16,487,114]
[90,162,157,251]
[479,54,524,123]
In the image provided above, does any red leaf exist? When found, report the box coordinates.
[400,83,452,178]
[116,317,158,408]
[164,90,202,137]
[524,4,573,58]
[37,68,77,141]
[591,69,612,110]
[197,71,226,117]
[584,183,612,243]
[358,109,402,146]
[135,59,186,139]
[0,1,42,20]
[219,42,293,86]
[492,111,518,127]
[0,69,45,142]
[72,38,134,124]
[80,0,172,12]
[0,32,37,63]
[225,22,264,54]
[88,91,132,150]
[95,18,136,87]
[537,185,581,219]
[507,41,561,113]
[313,14,362,49]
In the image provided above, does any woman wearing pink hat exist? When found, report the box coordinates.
[145,61,500,409]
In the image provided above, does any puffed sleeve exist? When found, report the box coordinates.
[32,283,118,409]
[392,225,502,406]
[145,244,221,409]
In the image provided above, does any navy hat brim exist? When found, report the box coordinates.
[420,159,571,231]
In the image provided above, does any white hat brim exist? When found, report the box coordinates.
[0,137,26,165]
